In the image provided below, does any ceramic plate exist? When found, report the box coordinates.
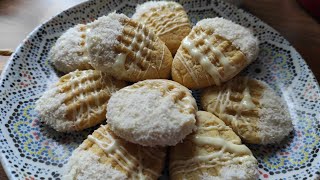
[0,0,319,179]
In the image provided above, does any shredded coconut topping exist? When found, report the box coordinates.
[258,82,293,144]
[197,17,259,62]
[35,86,73,131]
[199,160,258,180]
[132,1,181,19]
[107,80,197,146]
[49,24,91,73]
[62,149,127,180]
[87,12,127,71]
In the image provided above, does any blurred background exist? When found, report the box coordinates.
[0,0,319,179]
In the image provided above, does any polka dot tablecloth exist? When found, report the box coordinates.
[0,0,319,179]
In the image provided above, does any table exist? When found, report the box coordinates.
[0,0,319,179]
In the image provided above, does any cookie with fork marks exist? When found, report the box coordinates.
[87,12,173,82]
[201,77,293,144]
[170,111,258,180]
[35,70,126,132]
[172,17,259,89]
[63,124,166,180]
[132,1,191,55]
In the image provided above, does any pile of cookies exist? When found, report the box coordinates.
[35,1,293,179]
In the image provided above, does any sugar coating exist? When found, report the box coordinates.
[35,86,73,132]
[62,149,127,180]
[199,158,258,180]
[258,81,293,144]
[107,80,197,147]
[197,17,259,62]
[49,24,91,73]
[132,1,182,19]
[86,12,127,71]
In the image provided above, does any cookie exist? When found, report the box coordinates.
[132,1,191,55]
[107,79,197,146]
[172,17,259,89]
[35,70,126,132]
[63,125,166,180]
[87,12,173,82]
[49,24,93,73]
[201,76,293,144]
[170,111,258,180]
